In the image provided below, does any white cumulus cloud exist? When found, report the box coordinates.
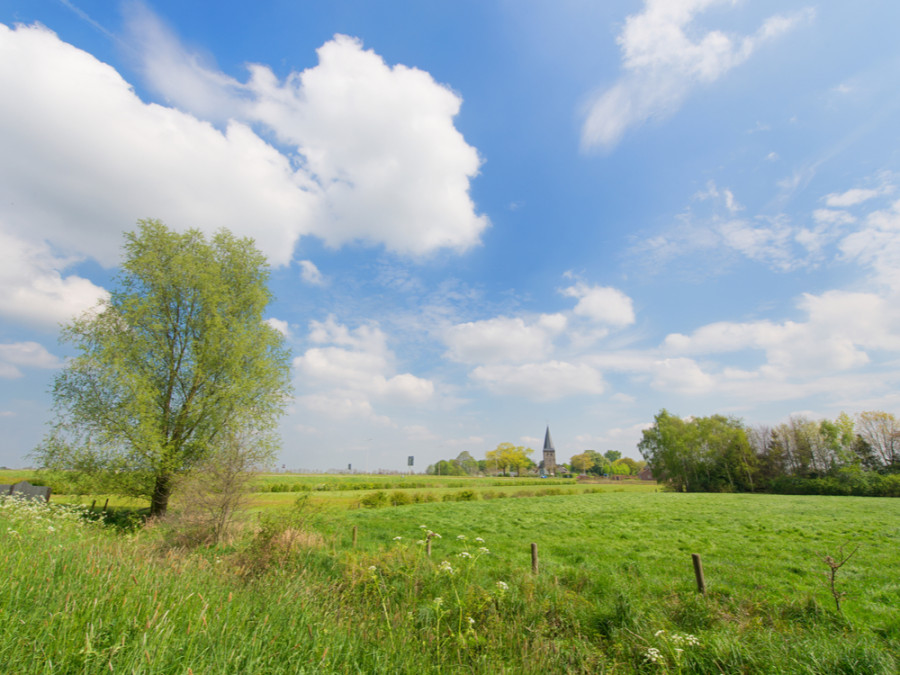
[0,18,488,337]
[561,283,636,326]
[126,8,489,256]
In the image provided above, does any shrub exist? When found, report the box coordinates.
[389,491,412,506]
[360,491,388,508]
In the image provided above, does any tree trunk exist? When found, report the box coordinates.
[150,473,172,518]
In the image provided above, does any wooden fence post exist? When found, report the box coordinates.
[426,537,432,557]
[352,525,358,548]
[103,498,109,513]
[531,543,539,575]
[90,500,96,512]
[691,553,706,595]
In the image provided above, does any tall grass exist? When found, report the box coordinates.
[2,492,897,673]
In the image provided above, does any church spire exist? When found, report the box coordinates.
[542,426,557,476]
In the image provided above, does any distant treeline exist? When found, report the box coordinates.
[640,410,900,496]
[253,476,576,493]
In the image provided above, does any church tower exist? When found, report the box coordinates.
[542,426,557,476]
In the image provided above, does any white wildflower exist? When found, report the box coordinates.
[458,551,471,559]
[438,560,454,574]
[393,536,402,541]
[496,580,508,592]
[456,534,466,541]
[478,547,490,554]
[644,647,662,664]
[474,537,484,543]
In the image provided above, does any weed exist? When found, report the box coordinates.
[821,541,860,613]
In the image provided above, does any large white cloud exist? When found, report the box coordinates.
[0,22,315,268]
[126,8,489,256]
[0,19,488,334]
[581,1,812,151]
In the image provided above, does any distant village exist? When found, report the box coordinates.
[421,426,652,480]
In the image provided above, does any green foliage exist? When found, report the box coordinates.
[485,442,534,476]
[569,451,594,474]
[34,220,291,516]
[389,490,413,506]
[360,491,389,508]
[639,410,756,492]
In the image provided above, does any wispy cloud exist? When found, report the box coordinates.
[581,1,813,151]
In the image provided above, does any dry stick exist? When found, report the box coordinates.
[692,553,706,595]
[531,543,539,575]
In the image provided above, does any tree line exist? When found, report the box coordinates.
[426,445,647,477]
[638,409,900,496]
[426,444,536,477]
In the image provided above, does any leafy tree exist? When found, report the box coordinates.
[603,449,621,463]
[36,220,291,517]
[856,411,900,469]
[569,452,593,475]
[455,451,479,476]
[583,450,609,476]
[609,460,631,476]
[613,457,640,475]
[638,410,755,492]
[486,442,534,476]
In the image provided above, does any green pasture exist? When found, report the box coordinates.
[1,488,897,673]
[0,469,658,512]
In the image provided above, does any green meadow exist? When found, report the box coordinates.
[1,477,897,673]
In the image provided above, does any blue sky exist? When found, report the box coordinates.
[1,1,899,471]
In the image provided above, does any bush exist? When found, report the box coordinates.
[389,491,412,506]
[767,471,900,497]
[359,491,388,508]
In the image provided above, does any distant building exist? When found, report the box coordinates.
[542,426,557,476]
[638,465,655,481]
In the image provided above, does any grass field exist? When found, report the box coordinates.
[1,480,897,673]
[0,469,658,511]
